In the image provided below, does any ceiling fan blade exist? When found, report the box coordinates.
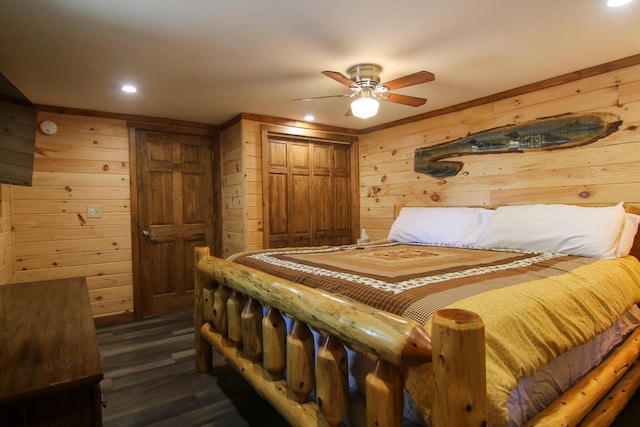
[381,71,435,91]
[292,94,352,102]
[384,93,427,107]
[322,70,358,88]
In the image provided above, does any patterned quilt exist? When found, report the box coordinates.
[233,242,599,325]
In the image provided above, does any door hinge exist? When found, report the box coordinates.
[211,151,215,161]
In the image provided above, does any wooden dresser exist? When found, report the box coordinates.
[0,277,103,426]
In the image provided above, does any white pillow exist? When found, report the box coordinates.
[616,213,640,257]
[476,203,626,258]
[388,207,494,246]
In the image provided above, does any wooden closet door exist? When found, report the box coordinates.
[265,135,353,248]
[265,138,290,248]
[329,143,352,246]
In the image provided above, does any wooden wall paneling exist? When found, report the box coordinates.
[35,140,129,161]
[242,121,264,252]
[359,103,495,155]
[13,261,132,283]
[34,158,129,174]
[11,185,130,201]
[9,112,133,319]
[486,183,640,207]
[358,62,640,241]
[15,249,132,270]
[31,171,130,187]
[86,272,133,290]
[220,122,246,258]
[12,198,130,215]
[0,184,13,284]
[14,225,130,243]
[12,212,131,229]
[620,80,640,105]
[492,64,640,115]
[87,273,135,318]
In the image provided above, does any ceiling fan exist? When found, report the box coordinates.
[293,64,435,119]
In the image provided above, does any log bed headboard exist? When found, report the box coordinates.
[393,203,640,260]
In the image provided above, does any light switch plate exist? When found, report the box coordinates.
[87,205,102,218]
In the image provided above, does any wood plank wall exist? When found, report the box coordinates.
[220,121,246,258]
[242,120,264,252]
[220,119,264,258]
[9,112,133,319]
[359,63,640,240]
[0,184,13,284]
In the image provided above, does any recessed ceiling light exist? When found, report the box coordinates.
[607,0,632,7]
[121,84,137,93]
[304,114,315,121]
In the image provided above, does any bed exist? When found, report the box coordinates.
[194,202,640,427]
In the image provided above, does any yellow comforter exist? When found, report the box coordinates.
[404,256,640,426]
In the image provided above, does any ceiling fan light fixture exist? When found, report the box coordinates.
[351,95,379,119]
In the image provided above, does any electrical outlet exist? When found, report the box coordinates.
[87,205,103,218]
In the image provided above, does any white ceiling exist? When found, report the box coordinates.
[1,0,639,130]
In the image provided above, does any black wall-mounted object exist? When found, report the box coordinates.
[0,72,37,186]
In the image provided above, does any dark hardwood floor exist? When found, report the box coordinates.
[97,309,640,427]
[97,309,290,427]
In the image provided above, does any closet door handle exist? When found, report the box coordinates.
[141,230,151,239]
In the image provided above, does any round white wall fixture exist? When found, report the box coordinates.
[39,120,58,135]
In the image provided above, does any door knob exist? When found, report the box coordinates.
[141,230,151,238]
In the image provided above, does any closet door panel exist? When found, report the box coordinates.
[290,174,311,247]
[268,173,289,248]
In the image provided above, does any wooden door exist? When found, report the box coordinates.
[264,134,354,248]
[134,128,214,316]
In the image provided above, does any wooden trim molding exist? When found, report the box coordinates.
[36,104,218,130]
[222,113,360,135]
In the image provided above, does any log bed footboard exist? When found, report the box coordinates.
[194,246,640,427]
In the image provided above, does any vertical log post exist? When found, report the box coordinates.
[365,360,403,427]
[431,308,487,427]
[262,307,287,380]
[316,335,349,427]
[212,284,231,335]
[241,298,264,362]
[287,319,315,403]
[194,246,212,373]
[227,290,246,347]
[202,286,215,323]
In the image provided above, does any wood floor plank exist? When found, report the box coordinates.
[97,309,290,427]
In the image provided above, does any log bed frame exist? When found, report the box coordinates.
[194,204,640,427]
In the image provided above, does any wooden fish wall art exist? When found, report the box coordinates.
[414,112,622,177]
